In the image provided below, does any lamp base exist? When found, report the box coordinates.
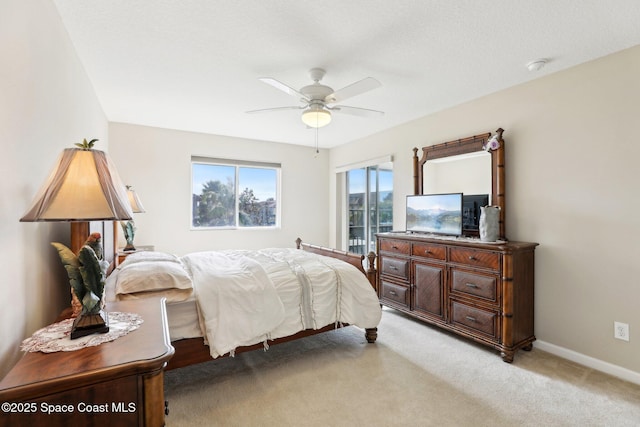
[70,309,109,339]
[123,243,136,252]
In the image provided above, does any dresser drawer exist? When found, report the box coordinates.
[450,301,499,339]
[380,280,410,308]
[412,243,446,261]
[449,248,500,270]
[380,256,409,281]
[450,269,498,303]
[379,239,410,255]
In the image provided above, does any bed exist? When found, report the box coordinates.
[105,238,381,370]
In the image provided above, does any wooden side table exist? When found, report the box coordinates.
[0,298,174,427]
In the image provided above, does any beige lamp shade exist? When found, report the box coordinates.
[20,148,133,222]
[126,186,146,213]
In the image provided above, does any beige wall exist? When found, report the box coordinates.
[108,123,330,255]
[330,45,640,380]
[0,0,108,377]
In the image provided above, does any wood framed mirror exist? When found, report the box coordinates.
[412,128,505,239]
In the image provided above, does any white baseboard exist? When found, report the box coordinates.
[535,340,640,386]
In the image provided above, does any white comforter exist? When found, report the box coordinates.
[180,248,382,358]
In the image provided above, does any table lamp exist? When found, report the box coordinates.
[20,138,133,338]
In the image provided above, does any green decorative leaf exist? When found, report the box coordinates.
[78,246,105,303]
[64,264,85,302]
[51,242,85,301]
[51,242,78,266]
[81,291,100,314]
[74,138,99,150]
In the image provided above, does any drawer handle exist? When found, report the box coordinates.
[389,290,397,296]
[389,265,398,270]
[425,250,432,254]
[465,316,477,322]
[392,245,399,249]
[468,256,477,261]
[465,283,479,289]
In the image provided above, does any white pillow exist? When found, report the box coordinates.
[115,260,193,295]
[118,251,181,268]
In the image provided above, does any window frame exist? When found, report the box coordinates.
[190,156,282,230]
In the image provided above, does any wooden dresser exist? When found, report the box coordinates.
[0,298,174,426]
[377,232,537,362]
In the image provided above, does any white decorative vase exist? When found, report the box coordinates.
[479,206,500,242]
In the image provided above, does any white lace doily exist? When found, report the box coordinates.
[21,312,144,353]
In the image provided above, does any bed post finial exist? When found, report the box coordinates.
[295,237,302,249]
[412,147,419,195]
[366,251,377,291]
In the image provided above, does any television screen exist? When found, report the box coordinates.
[406,193,463,236]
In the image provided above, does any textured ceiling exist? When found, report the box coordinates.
[53,0,640,148]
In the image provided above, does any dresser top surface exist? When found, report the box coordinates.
[377,232,538,250]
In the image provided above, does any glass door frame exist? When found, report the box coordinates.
[346,163,393,255]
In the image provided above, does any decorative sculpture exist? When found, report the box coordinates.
[51,232,110,339]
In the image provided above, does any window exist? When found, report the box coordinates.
[347,163,393,254]
[191,157,280,229]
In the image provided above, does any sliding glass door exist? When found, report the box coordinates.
[347,163,393,254]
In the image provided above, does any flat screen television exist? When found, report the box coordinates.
[406,193,463,236]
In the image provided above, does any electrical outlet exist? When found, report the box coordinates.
[614,321,629,341]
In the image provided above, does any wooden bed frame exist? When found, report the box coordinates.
[103,235,379,371]
[165,238,378,370]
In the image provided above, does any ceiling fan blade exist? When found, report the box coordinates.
[325,77,381,103]
[330,105,384,117]
[259,77,310,101]
[246,106,305,114]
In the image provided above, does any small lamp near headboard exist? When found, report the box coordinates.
[120,185,146,252]
[20,138,133,338]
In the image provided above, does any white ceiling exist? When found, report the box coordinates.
[52,0,640,149]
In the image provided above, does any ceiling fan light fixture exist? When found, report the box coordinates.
[301,106,331,128]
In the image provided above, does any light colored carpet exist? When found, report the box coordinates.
[164,308,640,426]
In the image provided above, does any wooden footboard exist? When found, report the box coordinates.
[167,324,378,370]
[295,237,378,291]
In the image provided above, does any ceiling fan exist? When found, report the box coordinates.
[247,68,383,128]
